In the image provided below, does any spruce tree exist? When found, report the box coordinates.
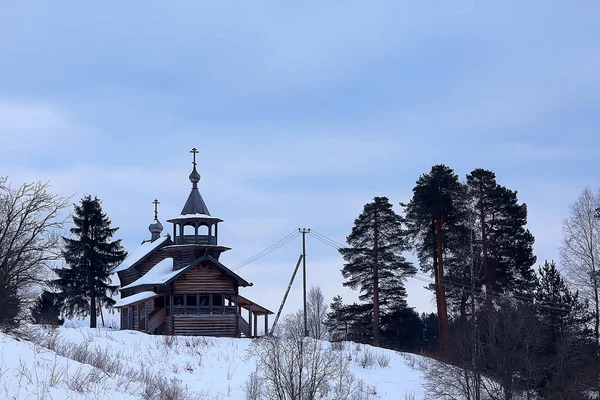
[340,196,415,347]
[402,164,467,354]
[535,260,586,337]
[533,261,591,397]
[325,295,348,340]
[31,290,63,325]
[52,195,126,328]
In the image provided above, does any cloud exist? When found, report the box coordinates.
[0,100,79,152]
[1,2,599,317]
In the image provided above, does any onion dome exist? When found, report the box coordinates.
[149,219,163,234]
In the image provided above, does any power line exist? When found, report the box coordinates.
[310,230,346,248]
[232,230,300,271]
[310,233,341,252]
[233,234,299,271]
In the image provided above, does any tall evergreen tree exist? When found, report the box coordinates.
[535,260,587,337]
[466,169,536,311]
[403,164,467,354]
[532,261,592,397]
[340,196,415,347]
[52,195,126,328]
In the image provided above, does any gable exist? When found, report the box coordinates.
[172,263,237,293]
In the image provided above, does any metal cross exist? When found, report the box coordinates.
[153,199,160,220]
[190,147,199,167]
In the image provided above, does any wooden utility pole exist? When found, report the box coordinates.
[299,228,310,338]
[270,254,304,335]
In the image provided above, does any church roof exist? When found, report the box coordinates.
[111,235,170,273]
[114,291,159,308]
[120,258,175,290]
[119,253,251,289]
[180,187,211,216]
[166,213,223,223]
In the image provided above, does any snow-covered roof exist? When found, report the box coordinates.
[114,291,159,308]
[167,213,222,222]
[120,258,178,290]
[111,236,169,273]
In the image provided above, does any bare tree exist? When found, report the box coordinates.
[0,177,68,331]
[307,286,328,340]
[250,310,358,400]
[560,187,600,346]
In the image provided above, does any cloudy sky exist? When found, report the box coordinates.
[1,2,599,317]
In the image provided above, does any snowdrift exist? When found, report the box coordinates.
[0,327,426,399]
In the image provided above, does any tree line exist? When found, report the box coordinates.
[324,165,600,399]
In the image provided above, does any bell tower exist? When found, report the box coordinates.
[166,148,230,268]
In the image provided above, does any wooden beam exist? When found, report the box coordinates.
[145,301,149,331]
[254,313,258,337]
[249,304,253,337]
[264,314,268,336]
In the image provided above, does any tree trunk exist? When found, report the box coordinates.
[99,299,105,327]
[431,219,443,352]
[480,189,493,313]
[459,292,468,329]
[90,282,97,328]
[436,216,450,356]
[373,210,380,347]
[592,252,600,399]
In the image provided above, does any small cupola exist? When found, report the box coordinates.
[148,199,163,242]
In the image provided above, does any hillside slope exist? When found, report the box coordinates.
[1,327,426,399]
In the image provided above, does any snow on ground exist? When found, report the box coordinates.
[0,330,138,400]
[0,326,427,399]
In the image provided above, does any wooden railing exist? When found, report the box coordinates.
[238,316,251,337]
[174,235,217,245]
[170,306,236,316]
[147,307,166,333]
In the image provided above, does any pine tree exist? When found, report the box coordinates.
[340,196,415,347]
[403,165,467,354]
[52,195,126,328]
[466,169,536,311]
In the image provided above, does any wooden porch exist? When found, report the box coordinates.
[117,292,272,337]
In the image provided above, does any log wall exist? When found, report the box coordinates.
[173,315,237,336]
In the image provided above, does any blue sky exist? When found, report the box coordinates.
[1,2,599,316]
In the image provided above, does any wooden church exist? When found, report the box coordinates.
[112,148,272,337]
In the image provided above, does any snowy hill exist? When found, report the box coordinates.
[0,327,426,399]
